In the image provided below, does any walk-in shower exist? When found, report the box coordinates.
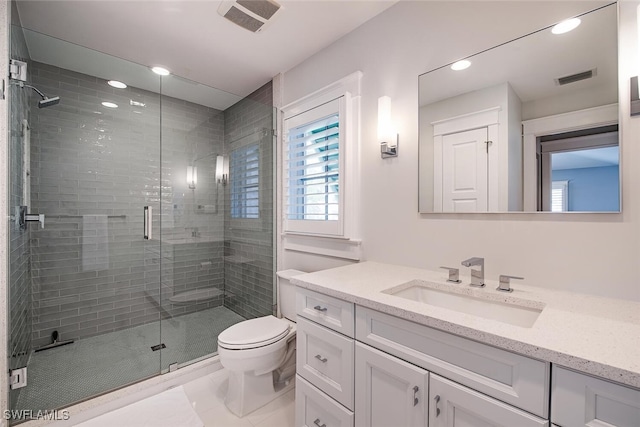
[6,23,275,423]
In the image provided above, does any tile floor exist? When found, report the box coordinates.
[180,369,295,427]
[14,306,245,413]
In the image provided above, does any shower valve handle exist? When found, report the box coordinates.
[24,213,45,229]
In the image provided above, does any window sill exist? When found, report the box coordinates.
[282,233,362,261]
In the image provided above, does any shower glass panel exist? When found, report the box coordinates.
[222,96,276,321]
[158,79,276,370]
[6,22,275,422]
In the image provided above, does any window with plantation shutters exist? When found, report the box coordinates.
[231,143,259,219]
[280,71,362,259]
[284,97,344,236]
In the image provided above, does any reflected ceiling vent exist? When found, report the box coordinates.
[555,69,596,86]
[218,0,282,33]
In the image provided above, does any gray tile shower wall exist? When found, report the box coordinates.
[223,82,274,319]
[28,61,227,348]
[8,20,32,409]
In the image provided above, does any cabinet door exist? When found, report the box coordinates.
[355,342,428,427]
[552,367,640,427]
[429,374,548,427]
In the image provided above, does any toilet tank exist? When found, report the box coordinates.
[276,269,306,321]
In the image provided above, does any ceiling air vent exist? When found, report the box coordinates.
[218,0,282,33]
[555,69,597,86]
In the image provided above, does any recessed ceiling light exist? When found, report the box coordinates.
[101,101,118,108]
[451,60,471,71]
[151,66,171,76]
[552,18,581,35]
[107,80,127,89]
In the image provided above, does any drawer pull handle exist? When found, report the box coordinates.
[313,418,326,427]
[413,385,419,406]
[315,354,328,363]
[433,394,441,417]
[313,305,328,312]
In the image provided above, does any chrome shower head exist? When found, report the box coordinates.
[38,96,60,108]
[11,80,61,108]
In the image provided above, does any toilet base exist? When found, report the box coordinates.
[225,369,295,417]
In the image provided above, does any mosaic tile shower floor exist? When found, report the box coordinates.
[15,306,245,413]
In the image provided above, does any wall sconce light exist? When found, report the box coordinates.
[378,96,398,159]
[631,76,640,116]
[187,165,197,189]
[216,155,228,185]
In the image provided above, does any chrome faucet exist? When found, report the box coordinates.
[497,275,524,293]
[461,257,485,287]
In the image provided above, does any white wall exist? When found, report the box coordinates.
[281,1,640,301]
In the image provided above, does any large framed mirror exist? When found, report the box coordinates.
[418,3,619,213]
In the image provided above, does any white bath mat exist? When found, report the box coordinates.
[76,386,204,427]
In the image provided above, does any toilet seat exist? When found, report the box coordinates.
[218,316,290,350]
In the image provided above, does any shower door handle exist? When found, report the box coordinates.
[143,206,152,240]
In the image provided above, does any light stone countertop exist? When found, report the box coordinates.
[291,261,640,389]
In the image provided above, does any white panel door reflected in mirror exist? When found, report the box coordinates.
[418,3,619,213]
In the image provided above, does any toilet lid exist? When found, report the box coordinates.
[218,316,290,350]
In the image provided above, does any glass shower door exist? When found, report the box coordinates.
[6,26,163,420]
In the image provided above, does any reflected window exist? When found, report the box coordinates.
[230,143,259,219]
[551,180,569,212]
[539,126,619,212]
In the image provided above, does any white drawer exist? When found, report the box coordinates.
[356,306,549,418]
[296,375,354,427]
[297,288,354,337]
[552,367,640,427]
[297,317,355,410]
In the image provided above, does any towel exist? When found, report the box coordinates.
[82,215,109,271]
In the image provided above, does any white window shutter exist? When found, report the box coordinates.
[283,97,345,236]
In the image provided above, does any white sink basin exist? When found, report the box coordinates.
[383,280,543,328]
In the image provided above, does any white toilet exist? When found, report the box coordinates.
[217,269,305,417]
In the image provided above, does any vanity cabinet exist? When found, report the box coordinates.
[354,342,428,427]
[551,367,640,427]
[294,287,638,427]
[295,288,548,426]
